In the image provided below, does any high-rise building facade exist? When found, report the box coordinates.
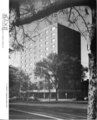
[20,23,81,83]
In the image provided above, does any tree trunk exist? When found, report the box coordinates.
[87,6,96,120]
[87,54,96,120]
[49,89,51,102]
[48,79,51,102]
[56,88,59,101]
[43,92,46,99]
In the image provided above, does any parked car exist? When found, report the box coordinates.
[28,96,39,102]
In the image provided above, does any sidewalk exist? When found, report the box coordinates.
[10,100,88,110]
[38,98,88,104]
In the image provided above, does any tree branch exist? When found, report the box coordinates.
[73,7,90,33]
[12,0,92,26]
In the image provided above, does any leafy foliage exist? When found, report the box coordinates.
[34,53,83,93]
[9,65,30,97]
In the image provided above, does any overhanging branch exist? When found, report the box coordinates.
[12,0,93,26]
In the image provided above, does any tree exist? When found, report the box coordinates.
[87,7,96,119]
[34,53,83,101]
[9,65,30,98]
[9,0,96,119]
[34,56,53,100]
[9,65,20,97]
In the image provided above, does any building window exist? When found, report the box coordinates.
[52,26,55,31]
[40,44,42,47]
[29,48,32,51]
[25,64,27,68]
[46,47,49,51]
[53,50,56,53]
[45,41,48,45]
[52,39,55,42]
[52,45,55,48]
[52,33,55,37]
[21,60,23,63]
[46,36,49,40]
[40,39,42,42]
[46,30,49,34]
[25,60,27,66]
[21,56,23,59]
[30,63,33,66]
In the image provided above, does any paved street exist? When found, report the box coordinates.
[9,102,89,120]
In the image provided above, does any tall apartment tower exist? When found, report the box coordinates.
[20,23,81,82]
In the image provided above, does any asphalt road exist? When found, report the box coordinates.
[9,102,88,120]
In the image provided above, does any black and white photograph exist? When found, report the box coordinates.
[0,0,97,120]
